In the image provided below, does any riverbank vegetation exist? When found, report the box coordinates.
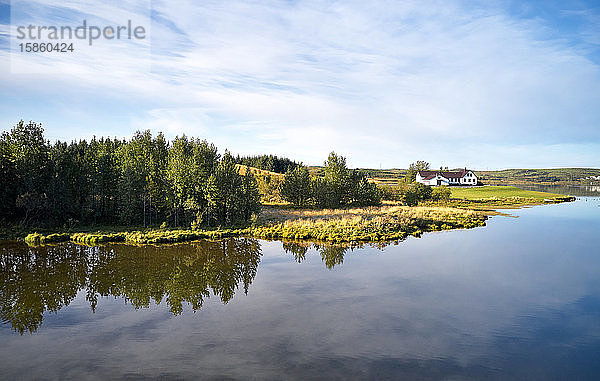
[2,122,576,247]
[23,205,487,246]
[252,205,486,242]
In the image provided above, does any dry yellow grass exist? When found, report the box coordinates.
[235,164,284,180]
[258,205,481,223]
[253,205,486,243]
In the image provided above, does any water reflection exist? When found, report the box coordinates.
[283,240,399,269]
[0,199,599,379]
[283,241,351,268]
[0,243,89,335]
[0,238,261,334]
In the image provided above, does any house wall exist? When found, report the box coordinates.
[417,171,478,186]
[460,171,478,185]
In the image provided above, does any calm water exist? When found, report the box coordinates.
[497,183,600,197]
[1,197,600,380]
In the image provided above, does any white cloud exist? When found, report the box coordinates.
[2,0,600,167]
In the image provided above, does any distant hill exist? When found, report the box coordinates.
[476,168,600,184]
[311,166,600,185]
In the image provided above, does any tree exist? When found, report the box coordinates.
[167,135,193,226]
[2,121,266,228]
[0,132,19,221]
[323,152,351,207]
[117,130,154,225]
[206,153,260,226]
[4,121,52,224]
[405,160,431,183]
[350,177,382,206]
[310,176,334,208]
[280,166,311,207]
[404,182,433,206]
[378,184,399,201]
[236,172,261,222]
[432,185,451,201]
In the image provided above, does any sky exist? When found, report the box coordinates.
[1,0,599,169]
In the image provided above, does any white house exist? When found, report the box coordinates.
[416,169,478,186]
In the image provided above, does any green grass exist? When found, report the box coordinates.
[25,228,252,246]
[450,186,567,200]
[23,206,487,246]
[18,185,575,247]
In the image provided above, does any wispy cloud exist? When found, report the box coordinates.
[1,0,599,168]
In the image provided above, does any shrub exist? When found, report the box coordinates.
[432,185,451,201]
[404,183,433,206]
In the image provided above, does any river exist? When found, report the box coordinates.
[1,191,599,380]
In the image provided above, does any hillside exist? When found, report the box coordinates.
[476,168,600,184]
[235,164,285,180]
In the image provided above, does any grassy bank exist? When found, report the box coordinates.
[16,186,575,247]
[24,228,251,246]
[450,185,567,200]
[22,205,486,246]
[252,205,486,242]
[444,186,575,210]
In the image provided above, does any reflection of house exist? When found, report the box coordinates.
[416,169,478,186]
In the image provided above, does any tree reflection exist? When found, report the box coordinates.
[315,244,351,270]
[282,241,311,263]
[87,238,261,315]
[0,243,89,334]
[283,240,399,270]
[0,238,261,333]
[283,241,354,269]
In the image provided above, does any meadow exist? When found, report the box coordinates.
[450,185,566,200]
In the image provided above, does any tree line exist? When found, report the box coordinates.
[0,120,450,228]
[234,154,300,174]
[280,152,381,208]
[0,121,260,227]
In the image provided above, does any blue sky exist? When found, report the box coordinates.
[1,0,599,169]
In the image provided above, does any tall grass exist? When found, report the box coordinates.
[450,186,566,200]
[252,205,487,243]
[24,205,486,246]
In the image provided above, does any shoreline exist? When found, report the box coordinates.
[22,205,488,246]
[5,187,576,246]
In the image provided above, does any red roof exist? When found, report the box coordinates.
[418,169,472,179]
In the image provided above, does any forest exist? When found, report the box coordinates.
[0,121,260,228]
[0,120,381,229]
